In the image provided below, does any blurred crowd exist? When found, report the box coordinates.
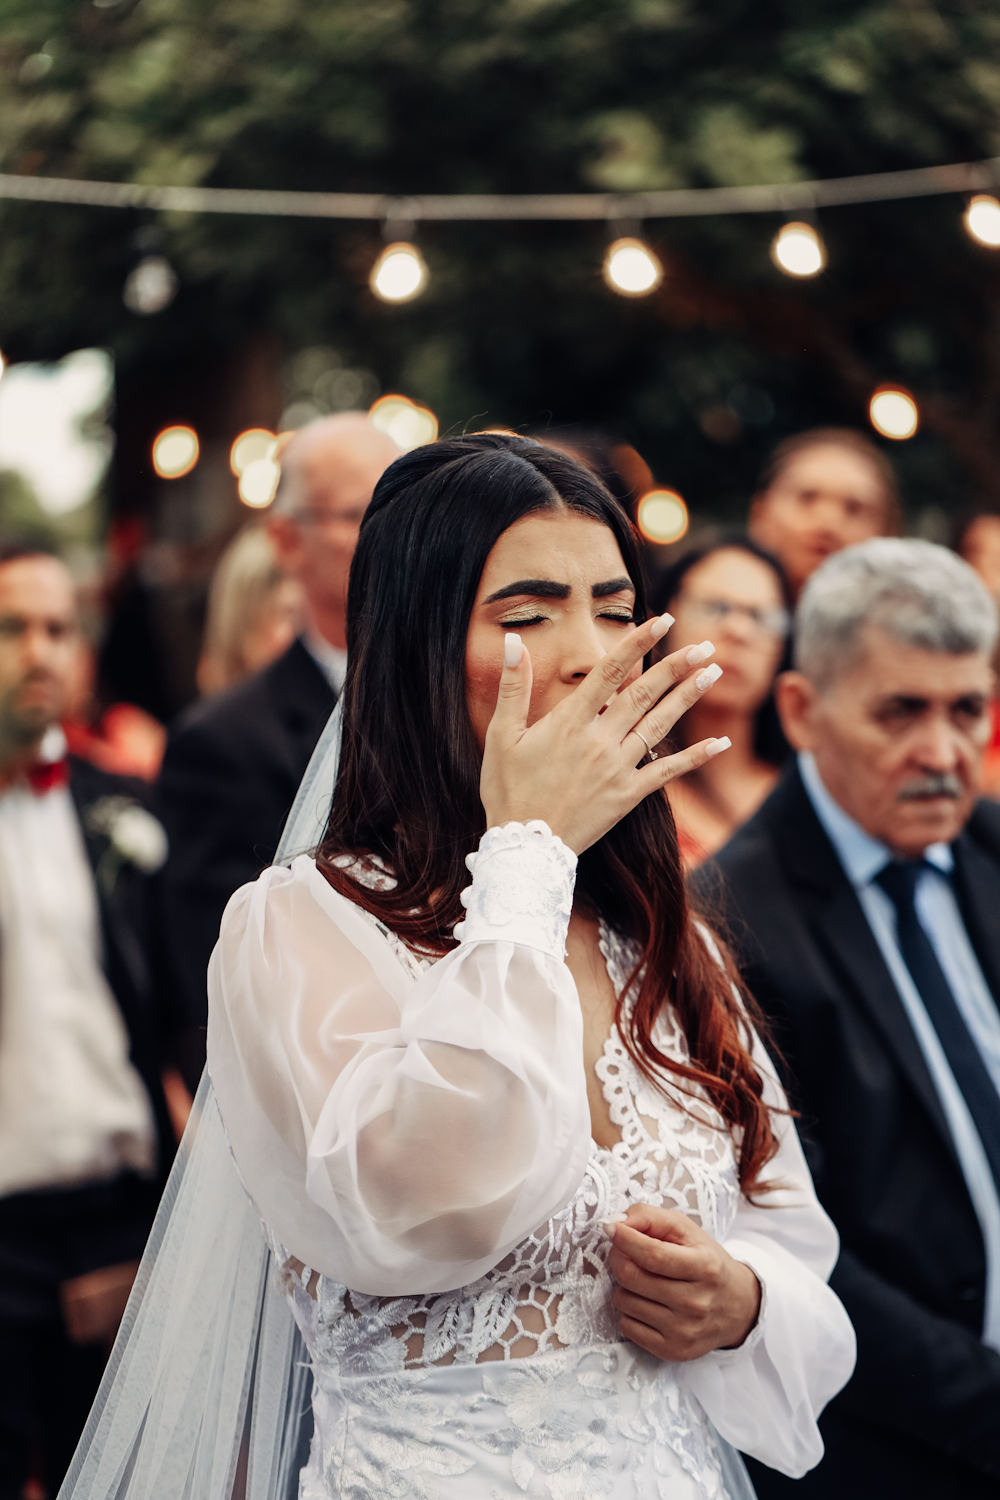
[2,410,1000,1499]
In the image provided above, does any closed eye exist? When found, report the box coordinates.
[498,613,550,628]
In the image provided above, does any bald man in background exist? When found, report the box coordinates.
[158,415,402,1081]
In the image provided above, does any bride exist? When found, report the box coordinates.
[63,433,854,1500]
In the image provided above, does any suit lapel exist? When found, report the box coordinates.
[264,639,337,783]
[953,816,1000,1009]
[770,767,958,1159]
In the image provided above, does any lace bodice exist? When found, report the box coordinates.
[209,821,855,1497]
[267,918,740,1377]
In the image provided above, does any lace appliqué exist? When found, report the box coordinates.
[455,820,577,960]
[594,925,740,1242]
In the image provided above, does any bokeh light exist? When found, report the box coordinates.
[152,425,199,478]
[230,429,276,477]
[869,388,919,440]
[370,243,428,303]
[603,238,663,297]
[239,457,281,507]
[964,194,1000,247]
[123,255,179,316]
[770,222,826,278]
[369,394,438,450]
[637,490,689,544]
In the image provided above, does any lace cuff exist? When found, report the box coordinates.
[454,820,577,960]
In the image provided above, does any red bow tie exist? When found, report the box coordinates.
[26,757,69,796]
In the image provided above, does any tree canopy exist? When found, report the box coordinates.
[3,0,1000,524]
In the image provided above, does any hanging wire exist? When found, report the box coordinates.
[0,156,999,221]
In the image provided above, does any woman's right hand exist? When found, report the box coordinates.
[479,614,730,855]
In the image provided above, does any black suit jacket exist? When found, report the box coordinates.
[692,765,1000,1499]
[157,639,336,1068]
[67,757,175,1182]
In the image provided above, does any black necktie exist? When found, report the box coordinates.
[875,859,1000,1188]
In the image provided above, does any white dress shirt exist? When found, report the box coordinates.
[302,630,347,696]
[0,782,156,1199]
[799,750,1000,1350]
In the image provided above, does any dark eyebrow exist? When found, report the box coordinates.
[482,576,635,605]
[592,577,634,599]
[483,579,571,603]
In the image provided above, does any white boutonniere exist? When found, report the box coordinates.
[84,796,168,893]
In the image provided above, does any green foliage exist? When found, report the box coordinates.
[2,0,1000,521]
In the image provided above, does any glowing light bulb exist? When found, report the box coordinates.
[869,388,918,441]
[369,394,438,450]
[770,222,826,278]
[964,194,1000,247]
[603,238,663,297]
[370,243,428,303]
[152,425,199,479]
[637,490,689,545]
[123,255,178,315]
[230,429,277,477]
[239,457,281,507]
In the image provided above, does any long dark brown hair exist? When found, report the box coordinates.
[318,433,778,1193]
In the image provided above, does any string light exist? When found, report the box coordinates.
[370,242,427,303]
[964,194,1000,247]
[637,490,689,544]
[152,425,199,478]
[123,254,178,315]
[771,222,826,278]
[239,457,281,507]
[603,238,663,297]
[369,394,438,449]
[230,429,276,477]
[869,388,918,440]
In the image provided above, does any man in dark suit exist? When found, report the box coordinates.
[158,414,401,1077]
[0,544,175,1498]
[694,538,1000,1499]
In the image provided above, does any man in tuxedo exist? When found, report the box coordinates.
[694,538,1000,1499]
[0,544,174,1498]
[158,414,401,1079]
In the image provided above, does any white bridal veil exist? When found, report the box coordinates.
[59,698,754,1500]
[58,707,343,1500]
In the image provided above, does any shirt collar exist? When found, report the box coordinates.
[797,750,953,887]
[301,630,347,695]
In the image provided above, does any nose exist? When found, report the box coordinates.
[915,716,962,774]
[558,613,608,684]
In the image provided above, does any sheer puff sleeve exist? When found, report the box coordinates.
[207,821,592,1296]
[682,1025,857,1478]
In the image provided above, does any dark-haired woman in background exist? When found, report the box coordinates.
[654,539,792,869]
[206,436,852,1498]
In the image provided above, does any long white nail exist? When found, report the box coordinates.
[695,663,723,691]
[600,1212,628,1238]
[705,736,732,758]
[504,632,523,668]
[686,640,715,666]
[649,613,674,640]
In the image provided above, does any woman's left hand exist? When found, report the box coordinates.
[605,1204,761,1362]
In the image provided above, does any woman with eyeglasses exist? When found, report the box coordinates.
[653,538,793,869]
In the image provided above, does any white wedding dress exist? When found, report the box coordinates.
[206,819,856,1500]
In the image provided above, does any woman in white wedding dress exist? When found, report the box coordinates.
[208,434,854,1500]
[61,433,854,1500]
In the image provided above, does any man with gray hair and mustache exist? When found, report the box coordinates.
[694,538,1000,1500]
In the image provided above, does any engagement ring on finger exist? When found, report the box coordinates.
[635,730,658,762]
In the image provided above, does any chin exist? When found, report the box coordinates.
[890,802,965,853]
